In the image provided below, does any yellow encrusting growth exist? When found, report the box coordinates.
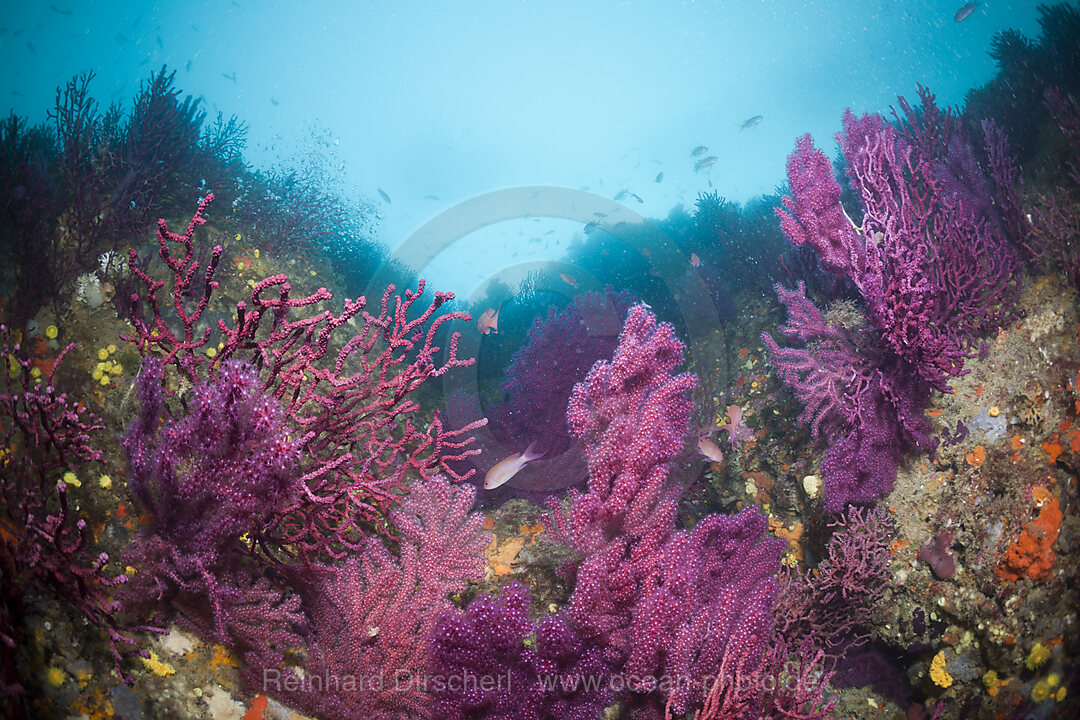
[62,471,80,488]
[930,650,953,688]
[98,475,112,490]
[141,650,175,677]
[1026,642,1051,670]
[45,666,66,687]
[1032,679,1051,703]
[45,325,59,339]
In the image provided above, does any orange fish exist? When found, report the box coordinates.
[477,305,501,335]
[697,437,725,463]
[560,273,578,289]
[690,252,701,268]
[484,442,546,489]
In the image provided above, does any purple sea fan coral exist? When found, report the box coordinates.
[549,303,695,558]
[429,582,611,720]
[544,306,795,717]
[123,193,487,559]
[624,507,784,716]
[775,133,868,281]
[267,478,491,720]
[493,289,632,458]
[121,357,301,643]
[776,506,893,664]
[124,358,299,561]
[0,326,144,700]
[762,102,1025,509]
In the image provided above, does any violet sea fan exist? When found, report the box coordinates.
[0,326,143,709]
[120,357,303,661]
[266,478,491,720]
[429,582,611,720]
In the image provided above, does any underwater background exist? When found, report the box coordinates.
[1,1,1079,718]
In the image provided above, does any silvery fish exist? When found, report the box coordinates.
[694,156,718,171]
[954,2,978,22]
[740,115,763,130]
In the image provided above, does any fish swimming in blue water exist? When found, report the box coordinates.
[740,115,763,130]
[695,156,718,171]
[378,188,392,203]
[954,2,979,22]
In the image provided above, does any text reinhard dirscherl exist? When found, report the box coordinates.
[261,667,806,696]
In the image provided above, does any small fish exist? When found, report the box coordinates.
[628,192,643,203]
[697,437,725,463]
[477,305,501,335]
[425,194,440,200]
[270,97,279,106]
[378,188,392,204]
[655,171,664,183]
[49,5,72,15]
[593,211,607,218]
[954,2,979,22]
[544,229,556,235]
[560,272,579,288]
[691,145,709,156]
[584,220,600,232]
[484,442,546,489]
[740,115,763,130]
[690,252,701,268]
[694,156,718,171]
[185,59,192,72]
[613,189,630,202]
[222,72,238,83]
[26,41,36,53]
[116,32,130,43]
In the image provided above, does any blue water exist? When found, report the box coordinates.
[0,0,1042,298]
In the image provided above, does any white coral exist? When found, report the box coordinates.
[75,273,103,309]
[98,250,128,275]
